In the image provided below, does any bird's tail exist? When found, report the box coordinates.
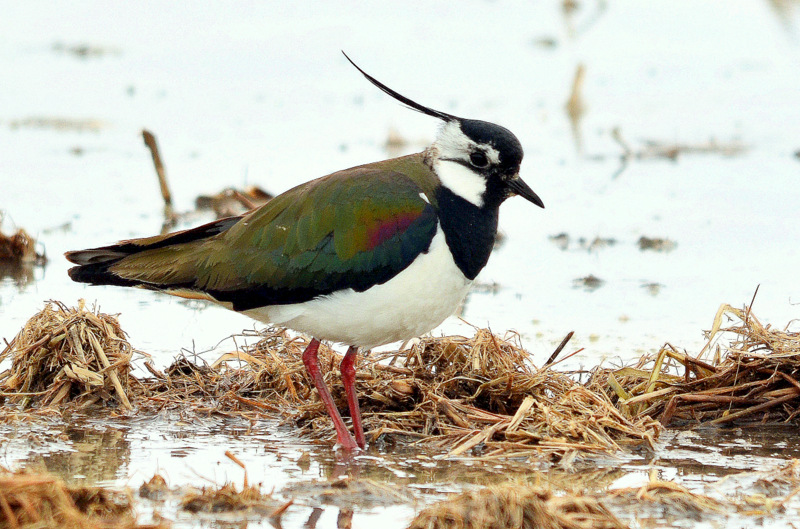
[65,216,242,291]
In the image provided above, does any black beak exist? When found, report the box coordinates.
[507,175,544,208]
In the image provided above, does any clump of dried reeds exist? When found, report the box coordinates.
[590,304,800,426]
[407,484,628,529]
[0,226,47,266]
[0,468,167,529]
[210,329,660,458]
[0,301,133,410]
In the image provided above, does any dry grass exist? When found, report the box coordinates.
[0,468,167,529]
[193,328,661,459]
[0,302,660,458]
[0,224,46,287]
[10,299,799,459]
[0,226,46,266]
[590,303,800,426]
[407,484,628,529]
[0,300,134,410]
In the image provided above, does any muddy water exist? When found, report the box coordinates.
[2,1,800,527]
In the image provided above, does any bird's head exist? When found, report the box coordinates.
[344,52,544,210]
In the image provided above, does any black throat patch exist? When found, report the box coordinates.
[435,186,499,280]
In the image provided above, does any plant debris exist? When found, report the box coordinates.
[573,274,605,292]
[605,470,727,519]
[189,329,659,459]
[637,237,676,252]
[591,303,800,427]
[0,468,166,529]
[284,476,414,509]
[0,301,134,410]
[195,185,274,218]
[0,225,47,266]
[407,484,628,529]
[180,481,289,517]
[139,474,169,501]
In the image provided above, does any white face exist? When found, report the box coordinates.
[430,121,500,208]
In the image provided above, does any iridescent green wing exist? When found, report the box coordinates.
[194,155,439,309]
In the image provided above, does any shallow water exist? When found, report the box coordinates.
[2,1,800,527]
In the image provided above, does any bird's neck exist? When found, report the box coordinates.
[435,186,499,280]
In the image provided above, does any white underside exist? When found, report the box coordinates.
[244,227,472,349]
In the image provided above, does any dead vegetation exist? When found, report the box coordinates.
[3,300,800,527]
[180,481,289,516]
[0,468,167,529]
[0,300,134,410]
[0,220,47,286]
[591,303,800,427]
[4,299,799,459]
[284,476,414,509]
[195,186,273,218]
[605,470,727,518]
[0,226,46,266]
[407,484,627,529]
[183,328,659,460]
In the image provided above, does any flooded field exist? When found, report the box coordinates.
[2,1,800,527]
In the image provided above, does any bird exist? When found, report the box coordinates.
[65,53,544,450]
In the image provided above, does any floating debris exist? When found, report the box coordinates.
[591,303,800,427]
[0,225,47,266]
[180,481,289,517]
[7,117,105,132]
[195,185,274,218]
[548,233,570,251]
[284,476,413,509]
[548,234,617,252]
[0,223,46,287]
[0,301,134,410]
[51,41,120,59]
[641,282,663,296]
[611,128,746,162]
[573,274,605,292]
[606,471,727,518]
[637,237,676,252]
[139,474,169,501]
[407,484,628,529]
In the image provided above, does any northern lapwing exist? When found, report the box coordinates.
[65,53,544,450]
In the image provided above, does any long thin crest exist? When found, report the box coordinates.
[343,52,456,123]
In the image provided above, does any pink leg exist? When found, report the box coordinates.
[340,346,366,449]
[301,339,358,450]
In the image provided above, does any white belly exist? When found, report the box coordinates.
[244,228,472,349]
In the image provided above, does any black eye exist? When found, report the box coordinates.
[469,151,489,168]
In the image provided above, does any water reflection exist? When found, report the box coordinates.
[24,424,130,484]
[0,262,39,289]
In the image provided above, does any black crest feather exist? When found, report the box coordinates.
[343,51,457,122]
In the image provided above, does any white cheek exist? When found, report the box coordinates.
[434,160,486,207]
